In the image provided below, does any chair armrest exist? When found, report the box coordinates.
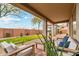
[57,46,79,53]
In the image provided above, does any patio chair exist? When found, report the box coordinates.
[0,42,35,56]
[7,43,35,56]
[58,37,79,56]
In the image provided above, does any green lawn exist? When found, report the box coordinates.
[0,35,42,44]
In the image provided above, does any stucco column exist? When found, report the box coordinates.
[43,19,48,38]
[53,24,57,36]
[76,4,79,40]
[69,17,73,38]
[51,24,54,37]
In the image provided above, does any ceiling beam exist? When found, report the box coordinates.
[54,20,69,24]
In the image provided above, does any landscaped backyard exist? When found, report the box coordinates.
[0,35,42,45]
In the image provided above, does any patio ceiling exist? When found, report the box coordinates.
[13,3,75,24]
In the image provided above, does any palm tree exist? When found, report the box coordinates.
[32,16,41,30]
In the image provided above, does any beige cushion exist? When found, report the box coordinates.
[68,37,77,49]
[0,41,10,48]
[0,42,17,53]
[10,42,17,49]
[5,45,16,53]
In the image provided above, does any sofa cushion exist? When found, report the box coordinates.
[0,42,17,53]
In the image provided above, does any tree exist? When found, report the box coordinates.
[32,16,41,30]
[0,3,20,18]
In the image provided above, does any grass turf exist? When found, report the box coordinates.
[0,35,42,44]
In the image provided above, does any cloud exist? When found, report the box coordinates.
[24,16,28,19]
[15,26,33,29]
[0,16,21,25]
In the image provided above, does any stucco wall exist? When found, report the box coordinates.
[0,29,4,38]
[0,28,42,38]
[13,29,25,37]
[3,29,13,37]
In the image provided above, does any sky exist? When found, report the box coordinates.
[0,8,43,30]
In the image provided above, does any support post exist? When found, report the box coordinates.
[69,17,73,38]
[53,24,57,36]
[43,19,48,39]
[76,4,79,41]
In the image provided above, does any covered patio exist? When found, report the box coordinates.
[12,3,79,55]
[0,3,79,56]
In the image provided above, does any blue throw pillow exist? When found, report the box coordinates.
[59,42,64,47]
[63,36,69,43]
[59,41,70,48]
[64,41,71,48]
